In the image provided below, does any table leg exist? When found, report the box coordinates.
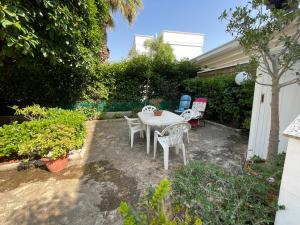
[147,124,150,154]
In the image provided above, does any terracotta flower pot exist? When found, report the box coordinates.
[154,110,163,116]
[41,155,68,172]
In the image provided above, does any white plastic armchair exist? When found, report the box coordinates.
[180,109,194,143]
[153,122,191,170]
[124,116,145,148]
[142,105,157,112]
[180,109,194,121]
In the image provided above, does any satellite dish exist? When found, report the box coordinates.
[235,71,250,85]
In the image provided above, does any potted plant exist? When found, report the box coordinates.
[18,124,77,172]
[150,98,163,116]
[153,106,163,116]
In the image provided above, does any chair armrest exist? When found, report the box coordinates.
[131,122,142,126]
[127,118,139,122]
[154,130,163,137]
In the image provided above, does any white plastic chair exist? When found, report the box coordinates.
[153,122,191,170]
[180,109,194,143]
[142,105,157,112]
[124,116,145,148]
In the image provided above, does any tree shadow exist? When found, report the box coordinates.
[3,120,141,225]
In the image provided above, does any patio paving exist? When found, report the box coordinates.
[0,119,248,225]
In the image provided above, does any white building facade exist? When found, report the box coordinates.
[247,22,300,159]
[133,31,204,60]
[275,114,300,225]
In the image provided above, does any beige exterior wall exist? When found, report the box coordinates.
[192,40,250,75]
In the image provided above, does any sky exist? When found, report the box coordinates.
[108,0,249,62]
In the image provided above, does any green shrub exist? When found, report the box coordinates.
[18,124,78,160]
[0,106,86,159]
[118,179,203,225]
[68,101,105,120]
[185,75,254,128]
[172,159,284,225]
[0,122,31,158]
[75,107,101,120]
[250,153,285,191]
[13,104,48,120]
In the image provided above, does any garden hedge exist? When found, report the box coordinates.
[104,56,199,103]
[0,107,86,159]
[185,75,255,128]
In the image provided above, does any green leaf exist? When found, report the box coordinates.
[3,9,17,17]
[1,19,14,27]
[14,22,22,30]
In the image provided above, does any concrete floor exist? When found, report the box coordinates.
[0,120,248,225]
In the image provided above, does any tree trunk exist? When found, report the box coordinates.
[99,30,110,63]
[267,82,280,160]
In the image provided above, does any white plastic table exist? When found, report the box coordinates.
[138,110,185,154]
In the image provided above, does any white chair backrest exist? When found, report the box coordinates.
[124,115,130,123]
[124,116,134,127]
[142,105,157,112]
[161,122,190,147]
[180,109,194,122]
[192,101,207,113]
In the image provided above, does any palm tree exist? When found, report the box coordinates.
[100,0,143,62]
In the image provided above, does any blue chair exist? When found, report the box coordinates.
[174,95,191,114]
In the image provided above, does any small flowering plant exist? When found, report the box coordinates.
[149,98,163,111]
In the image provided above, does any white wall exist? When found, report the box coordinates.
[134,31,204,60]
[247,61,300,159]
[162,31,204,60]
[134,35,153,55]
[275,115,300,225]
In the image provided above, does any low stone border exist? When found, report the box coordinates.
[205,120,244,133]
[0,148,86,172]
[98,118,125,122]
[0,162,20,172]
[101,111,132,119]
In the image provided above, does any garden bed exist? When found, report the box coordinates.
[118,154,285,224]
[171,155,285,224]
[0,106,87,167]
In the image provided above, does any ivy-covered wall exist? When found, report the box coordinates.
[0,0,110,108]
